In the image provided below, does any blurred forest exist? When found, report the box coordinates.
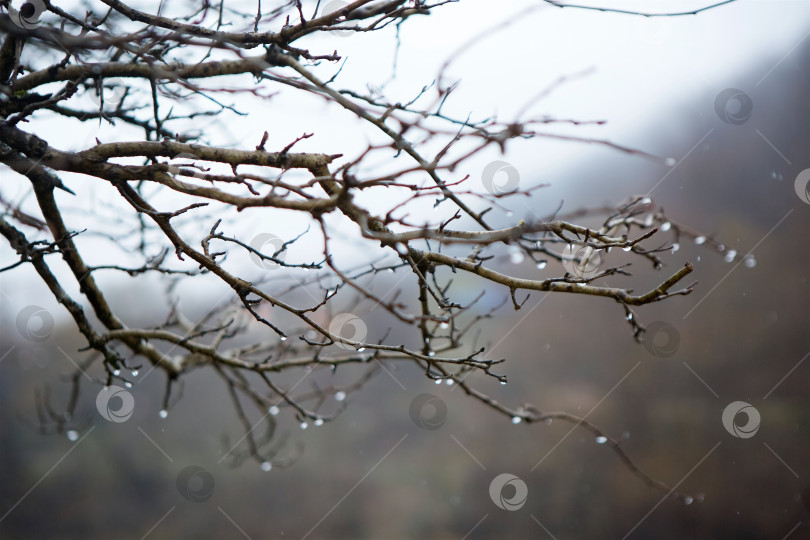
[2,19,810,540]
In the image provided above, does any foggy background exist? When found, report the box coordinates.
[1,0,809,538]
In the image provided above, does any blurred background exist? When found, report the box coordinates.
[1,0,809,538]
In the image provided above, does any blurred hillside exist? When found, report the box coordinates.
[2,30,809,540]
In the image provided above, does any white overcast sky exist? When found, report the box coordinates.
[1,0,808,317]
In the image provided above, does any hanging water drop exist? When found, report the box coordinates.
[66,430,79,442]
[622,246,632,252]
[428,351,435,357]
[671,243,680,253]
[661,221,671,231]
[112,369,120,376]
[744,255,756,268]
[356,347,366,352]
[665,157,676,166]
[334,391,346,402]
[260,461,273,472]
[269,405,280,416]
[280,336,287,341]
[434,379,442,385]
[314,418,324,427]
[626,313,633,321]
[536,260,547,270]
[595,436,608,444]
[158,409,168,419]
[724,250,736,263]
[124,381,133,389]
[511,416,522,424]
[445,379,454,386]
[500,381,507,385]
[544,418,553,425]
[439,322,450,330]
[300,421,309,430]
[684,496,694,505]
[131,369,139,377]
[694,236,706,245]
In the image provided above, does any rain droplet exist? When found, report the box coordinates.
[622,246,632,252]
[445,379,454,386]
[112,369,120,376]
[665,157,676,166]
[536,261,547,270]
[300,421,309,430]
[314,418,324,427]
[744,255,756,268]
[280,336,287,341]
[626,313,633,321]
[334,391,346,402]
[724,250,736,263]
[694,236,706,245]
[671,243,680,253]
[124,381,133,388]
[269,405,280,416]
[66,430,79,442]
[158,409,168,419]
[439,322,450,329]
[640,197,652,206]
[131,369,139,377]
[684,496,694,505]
[434,379,442,385]
[509,249,524,264]
[356,347,366,352]
[544,418,553,425]
[661,221,671,231]
[500,381,507,385]
[260,461,273,472]
[595,436,608,444]
[428,351,435,357]
[717,244,725,252]
[511,416,522,424]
